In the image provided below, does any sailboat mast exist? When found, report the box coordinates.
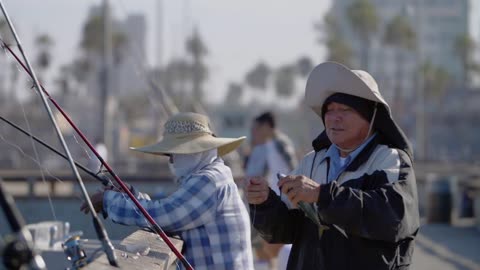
[101,0,114,159]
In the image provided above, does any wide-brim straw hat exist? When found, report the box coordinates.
[305,61,391,116]
[130,112,245,156]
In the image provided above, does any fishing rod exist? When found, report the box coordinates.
[0,1,118,267]
[0,115,112,187]
[0,178,47,270]
[0,9,193,270]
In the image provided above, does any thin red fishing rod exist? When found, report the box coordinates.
[2,41,193,270]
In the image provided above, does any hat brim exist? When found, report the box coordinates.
[130,134,246,156]
[305,62,389,116]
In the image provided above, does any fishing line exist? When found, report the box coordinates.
[0,6,118,265]
[0,133,100,204]
[0,16,192,269]
[0,131,82,197]
[72,133,93,161]
[0,132,86,204]
[18,96,58,221]
[0,133,60,184]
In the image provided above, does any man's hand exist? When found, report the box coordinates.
[246,177,270,205]
[278,175,320,207]
[80,189,106,214]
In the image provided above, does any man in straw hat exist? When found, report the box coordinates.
[247,62,419,269]
[82,112,254,270]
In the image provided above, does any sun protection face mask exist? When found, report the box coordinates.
[168,149,217,179]
[168,162,176,176]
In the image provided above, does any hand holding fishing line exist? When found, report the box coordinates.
[80,184,131,214]
[246,177,270,205]
[277,173,331,239]
[80,190,104,214]
[277,173,321,208]
[80,186,113,214]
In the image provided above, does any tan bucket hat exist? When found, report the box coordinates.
[130,112,245,156]
[305,61,390,116]
[306,62,414,159]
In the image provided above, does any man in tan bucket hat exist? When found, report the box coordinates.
[82,112,254,270]
[247,62,419,269]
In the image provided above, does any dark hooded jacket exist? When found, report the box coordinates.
[249,104,420,270]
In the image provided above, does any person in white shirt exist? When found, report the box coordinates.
[86,138,108,172]
[245,112,297,270]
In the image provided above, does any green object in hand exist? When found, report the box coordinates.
[298,201,330,238]
[277,173,330,238]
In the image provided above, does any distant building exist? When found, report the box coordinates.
[79,5,151,156]
[114,14,149,97]
[84,5,149,98]
[330,0,469,102]
[429,88,480,161]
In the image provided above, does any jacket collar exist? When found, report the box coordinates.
[344,134,381,171]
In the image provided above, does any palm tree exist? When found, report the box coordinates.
[186,28,208,103]
[383,15,416,114]
[245,61,271,90]
[0,18,13,43]
[421,61,450,104]
[296,56,314,78]
[160,58,191,105]
[70,58,91,84]
[454,34,480,87]
[419,61,450,160]
[55,65,71,97]
[78,7,128,79]
[35,33,54,83]
[225,82,243,105]
[69,6,128,95]
[274,65,296,97]
[316,12,352,66]
[80,15,126,57]
[326,36,353,66]
[347,0,379,69]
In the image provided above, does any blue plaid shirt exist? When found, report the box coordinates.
[103,158,254,270]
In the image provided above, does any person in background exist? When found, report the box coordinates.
[86,137,108,173]
[247,62,419,269]
[81,112,254,270]
[245,111,297,270]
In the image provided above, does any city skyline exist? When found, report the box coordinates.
[2,0,330,103]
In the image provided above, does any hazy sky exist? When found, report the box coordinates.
[2,0,330,103]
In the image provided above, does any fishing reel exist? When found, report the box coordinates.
[62,232,88,269]
[1,230,46,270]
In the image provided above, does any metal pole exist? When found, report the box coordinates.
[415,0,426,160]
[101,0,114,162]
[156,0,163,69]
